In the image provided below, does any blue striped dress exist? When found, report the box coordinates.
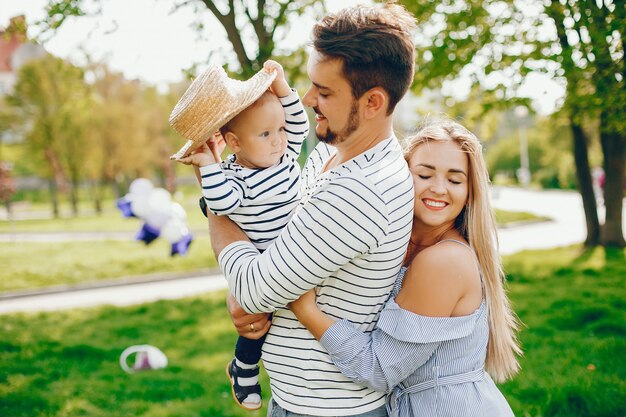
[320,252,515,417]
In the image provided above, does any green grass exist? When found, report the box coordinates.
[0,292,266,417]
[0,209,141,233]
[499,246,626,417]
[495,208,549,226]
[1,202,544,234]
[0,237,217,292]
[0,195,210,233]
[0,245,624,416]
[0,208,546,292]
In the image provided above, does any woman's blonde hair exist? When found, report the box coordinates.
[405,117,522,382]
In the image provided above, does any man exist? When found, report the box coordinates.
[204,3,416,416]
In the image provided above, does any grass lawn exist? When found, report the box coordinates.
[495,208,550,226]
[0,245,624,416]
[0,195,210,234]
[0,237,218,292]
[0,204,545,234]
[499,246,625,417]
[0,208,547,292]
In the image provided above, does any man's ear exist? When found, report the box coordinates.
[362,87,388,119]
[223,131,241,152]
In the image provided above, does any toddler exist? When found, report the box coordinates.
[175,60,309,410]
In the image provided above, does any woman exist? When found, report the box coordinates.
[289,118,522,417]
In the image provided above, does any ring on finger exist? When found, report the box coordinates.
[250,323,255,332]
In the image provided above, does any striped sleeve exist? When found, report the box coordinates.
[319,298,481,392]
[199,164,243,215]
[279,90,309,157]
[219,174,390,313]
[319,320,440,393]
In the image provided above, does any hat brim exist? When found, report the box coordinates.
[169,67,277,160]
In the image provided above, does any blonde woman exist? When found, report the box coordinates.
[289,118,522,417]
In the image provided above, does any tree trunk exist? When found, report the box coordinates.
[92,179,102,215]
[4,200,12,220]
[69,178,79,216]
[44,146,68,194]
[161,144,177,194]
[600,130,626,247]
[201,0,254,76]
[48,178,59,218]
[570,121,601,246]
[113,178,125,199]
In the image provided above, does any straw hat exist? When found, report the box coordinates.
[169,65,276,160]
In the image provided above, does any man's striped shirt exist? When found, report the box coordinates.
[218,136,414,416]
[199,90,309,251]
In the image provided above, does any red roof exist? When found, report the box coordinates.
[0,15,27,72]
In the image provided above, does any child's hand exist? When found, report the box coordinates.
[207,131,226,162]
[264,60,291,98]
[176,140,218,167]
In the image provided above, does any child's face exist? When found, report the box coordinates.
[229,96,287,169]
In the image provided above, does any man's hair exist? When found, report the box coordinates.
[219,90,278,137]
[312,2,416,115]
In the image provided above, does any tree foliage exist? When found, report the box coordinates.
[6,55,94,216]
[399,0,625,247]
[86,64,178,200]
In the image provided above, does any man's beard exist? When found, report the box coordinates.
[315,100,359,145]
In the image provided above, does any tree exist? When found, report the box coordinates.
[0,162,16,218]
[87,65,161,200]
[6,55,93,217]
[399,0,625,247]
[41,0,325,78]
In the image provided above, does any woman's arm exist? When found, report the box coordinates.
[289,244,480,392]
[289,289,440,392]
[289,290,335,339]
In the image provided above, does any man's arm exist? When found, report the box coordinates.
[207,209,249,257]
[218,175,390,314]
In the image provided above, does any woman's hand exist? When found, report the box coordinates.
[289,289,335,340]
[289,289,318,321]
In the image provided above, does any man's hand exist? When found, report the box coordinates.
[227,293,271,339]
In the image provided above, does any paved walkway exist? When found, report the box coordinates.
[0,272,228,315]
[1,186,624,315]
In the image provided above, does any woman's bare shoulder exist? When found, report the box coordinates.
[396,240,480,317]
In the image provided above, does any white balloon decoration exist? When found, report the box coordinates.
[115,178,193,256]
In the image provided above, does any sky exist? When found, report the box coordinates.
[1,0,564,114]
[0,0,354,89]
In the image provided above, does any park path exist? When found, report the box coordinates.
[1,186,624,314]
[0,271,227,315]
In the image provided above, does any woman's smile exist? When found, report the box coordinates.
[422,198,448,210]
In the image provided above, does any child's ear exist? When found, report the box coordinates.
[223,132,241,152]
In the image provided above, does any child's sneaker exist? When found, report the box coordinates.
[225,358,262,410]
